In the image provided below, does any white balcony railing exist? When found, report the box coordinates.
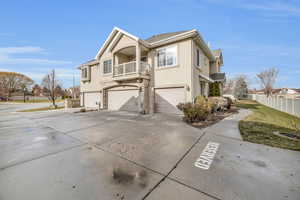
[113,61,150,77]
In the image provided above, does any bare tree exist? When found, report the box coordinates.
[41,70,61,107]
[257,68,279,97]
[0,72,34,100]
[234,75,248,99]
[19,76,34,102]
[223,78,235,94]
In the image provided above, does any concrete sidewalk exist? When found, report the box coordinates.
[204,109,252,140]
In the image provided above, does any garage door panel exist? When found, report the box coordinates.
[107,89,139,112]
[155,87,185,114]
[84,92,101,108]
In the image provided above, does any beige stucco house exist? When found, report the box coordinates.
[78,27,225,114]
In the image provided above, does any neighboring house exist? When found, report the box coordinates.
[78,27,225,114]
[67,86,80,99]
[249,88,300,99]
[277,88,299,95]
[32,84,43,97]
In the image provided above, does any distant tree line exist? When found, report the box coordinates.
[223,67,279,99]
[0,72,34,102]
[0,69,79,106]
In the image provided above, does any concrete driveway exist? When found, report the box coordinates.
[0,103,299,200]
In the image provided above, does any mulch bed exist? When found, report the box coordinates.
[191,106,239,129]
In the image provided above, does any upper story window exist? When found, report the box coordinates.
[196,49,200,66]
[82,68,88,78]
[157,45,177,67]
[103,60,112,74]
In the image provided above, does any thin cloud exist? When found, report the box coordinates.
[241,2,300,16]
[202,0,300,17]
[0,46,72,65]
[0,57,72,65]
[0,46,44,54]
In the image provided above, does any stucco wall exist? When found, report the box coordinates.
[111,34,137,53]
[80,33,215,104]
[80,34,139,91]
[210,59,221,74]
[191,40,210,99]
[80,64,101,92]
[148,39,193,102]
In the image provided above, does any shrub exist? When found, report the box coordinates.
[177,102,210,123]
[207,98,218,113]
[224,96,232,109]
[208,97,228,111]
[209,82,221,97]
[80,108,86,112]
[194,95,207,105]
[177,103,185,111]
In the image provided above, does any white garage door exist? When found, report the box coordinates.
[155,87,185,114]
[84,92,101,108]
[107,89,139,112]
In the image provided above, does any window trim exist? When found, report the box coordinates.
[156,45,178,68]
[81,66,90,81]
[196,48,200,67]
[81,68,87,78]
[103,59,112,75]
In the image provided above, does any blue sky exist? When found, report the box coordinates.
[0,0,299,89]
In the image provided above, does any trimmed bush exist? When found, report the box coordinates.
[207,98,218,113]
[177,98,211,123]
[208,97,228,111]
[194,95,207,105]
[177,103,185,111]
[182,103,210,123]
[224,96,232,109]
[209,82,221,97]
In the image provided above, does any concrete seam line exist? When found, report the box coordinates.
[41,125,87,144]
[91,144,166,177]
[166,176,221,200]
[59,120,117,135]
[0,144,86,171]
[141,132,209,200]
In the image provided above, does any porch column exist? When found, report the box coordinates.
[136,43,141,73]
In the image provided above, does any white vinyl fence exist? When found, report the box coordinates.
[248,94,300,118]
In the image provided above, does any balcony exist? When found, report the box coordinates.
[113,61,150,81]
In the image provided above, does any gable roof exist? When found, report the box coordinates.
[212,49,223,66]
[145,30,193,43]
[212,49,222,57]
[93,27,217,62]
[95,27,145,59]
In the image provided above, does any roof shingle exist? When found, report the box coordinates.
[144,30,193,43]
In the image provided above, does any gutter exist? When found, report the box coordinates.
[199,73,214,83]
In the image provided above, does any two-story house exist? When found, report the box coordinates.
[78,27,225,114]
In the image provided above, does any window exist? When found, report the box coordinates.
[157,46,177,67]
[82,68,87,78]
[196,49,200,66]
[103,60,112,74]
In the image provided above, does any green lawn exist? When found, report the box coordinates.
[236,100,300,151]
[18,106,64,112]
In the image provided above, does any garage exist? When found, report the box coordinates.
[84,92,101,108]
[155,87,185,114]
[107,88,139,112]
